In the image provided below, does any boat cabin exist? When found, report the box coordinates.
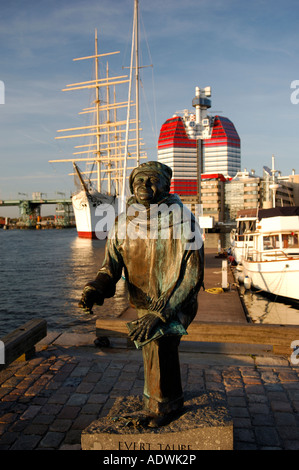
[244,215,299,262]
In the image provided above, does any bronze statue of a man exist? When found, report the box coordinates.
[79,161,204,428]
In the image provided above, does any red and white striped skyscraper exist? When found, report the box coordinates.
[157,116,198,196]
[157,87,241,199]
[203,115,240,176]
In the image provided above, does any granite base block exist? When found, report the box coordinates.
[81,391,233,451]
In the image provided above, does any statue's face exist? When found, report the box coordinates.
[132,171,167,206]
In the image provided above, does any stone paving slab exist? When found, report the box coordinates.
[0,333,299,450]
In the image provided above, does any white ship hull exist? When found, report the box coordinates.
[241,212,299,302]
[242,257,299,301]
[72,190,116,239]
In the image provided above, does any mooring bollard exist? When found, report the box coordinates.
[222,259,228,289]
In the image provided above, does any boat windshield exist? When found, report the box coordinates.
[263,235,279,250]
[262,232,299,250]
[282,232,299,249]
[237,219,256,239]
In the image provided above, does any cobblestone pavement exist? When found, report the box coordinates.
[0,336,299,450]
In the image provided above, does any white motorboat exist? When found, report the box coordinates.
[241,207,299,302]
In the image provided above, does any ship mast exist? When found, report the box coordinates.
[135,0,140,165]
[94,29,101,192]
[50,0,146,198]
[106,61,111,194]
[121,0,141,208]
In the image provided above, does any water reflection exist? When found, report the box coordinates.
[240,286,299,325]
[68,236,129,321]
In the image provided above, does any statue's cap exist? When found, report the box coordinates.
[129,161,172,193]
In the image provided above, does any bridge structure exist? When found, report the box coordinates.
[0,194,73,227]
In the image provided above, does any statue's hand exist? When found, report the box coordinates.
[128,313,161,343]
[78,285,104,313]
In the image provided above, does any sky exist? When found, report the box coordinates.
[1,0,299,216]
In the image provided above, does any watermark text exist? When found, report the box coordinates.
[93,200,204,250]
[290,340,299,364]
[290,80,299,104]
[0,80,4,104]
[0,341,4,365]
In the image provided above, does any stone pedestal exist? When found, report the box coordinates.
[81,391,233,451]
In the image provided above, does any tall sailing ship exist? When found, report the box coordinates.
[50,0,147,238]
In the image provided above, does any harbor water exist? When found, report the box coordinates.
[0,229,298,338]
[0,228,128,337]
